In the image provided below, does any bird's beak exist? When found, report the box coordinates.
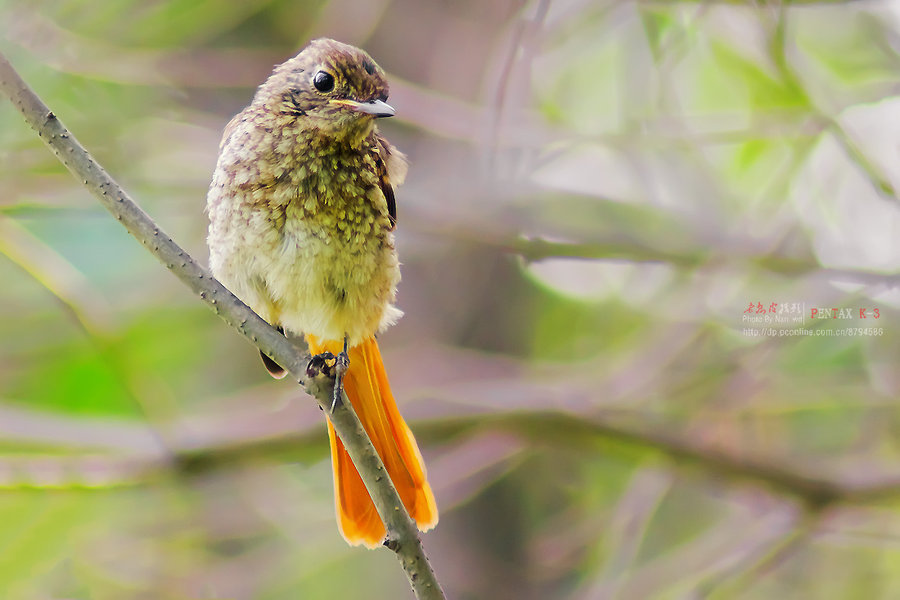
[334,98,395,118]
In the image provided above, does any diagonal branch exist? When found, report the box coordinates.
[0,51,445,600]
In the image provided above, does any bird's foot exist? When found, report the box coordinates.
[305,336,350,413]
[306,351,337,378]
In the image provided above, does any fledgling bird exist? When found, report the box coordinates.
[206,38,437,547]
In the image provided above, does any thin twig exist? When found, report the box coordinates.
[485,0,550,174]
[0,214,113,335]
[768,4,898,202]
[480,411,900,507]
[0,51,445,600]
[696,511,821,600]
[410,220,900,286]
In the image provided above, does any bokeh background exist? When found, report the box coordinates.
[2,1,900,598]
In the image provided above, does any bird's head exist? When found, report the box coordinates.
[255,38,394,141]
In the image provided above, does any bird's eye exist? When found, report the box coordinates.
[313,71,335,93]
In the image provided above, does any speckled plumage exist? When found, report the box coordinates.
[206,38,407,344]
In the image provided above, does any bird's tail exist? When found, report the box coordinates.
[306,334,438,547]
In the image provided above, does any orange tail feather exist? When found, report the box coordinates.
[307,335,438,547]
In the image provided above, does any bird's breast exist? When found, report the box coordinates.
[255,155,398,341]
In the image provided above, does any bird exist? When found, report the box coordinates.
[206,38,437,547]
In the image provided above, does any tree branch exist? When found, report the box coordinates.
[0,51,445,600]
[471,411,900,507]
[5,401,900,509]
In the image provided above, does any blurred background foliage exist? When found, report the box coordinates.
[1,0,899,598]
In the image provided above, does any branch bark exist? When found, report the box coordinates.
[0,52,445,600]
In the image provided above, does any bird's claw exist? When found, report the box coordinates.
[306,351,337,379]
[305,340,350,414]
